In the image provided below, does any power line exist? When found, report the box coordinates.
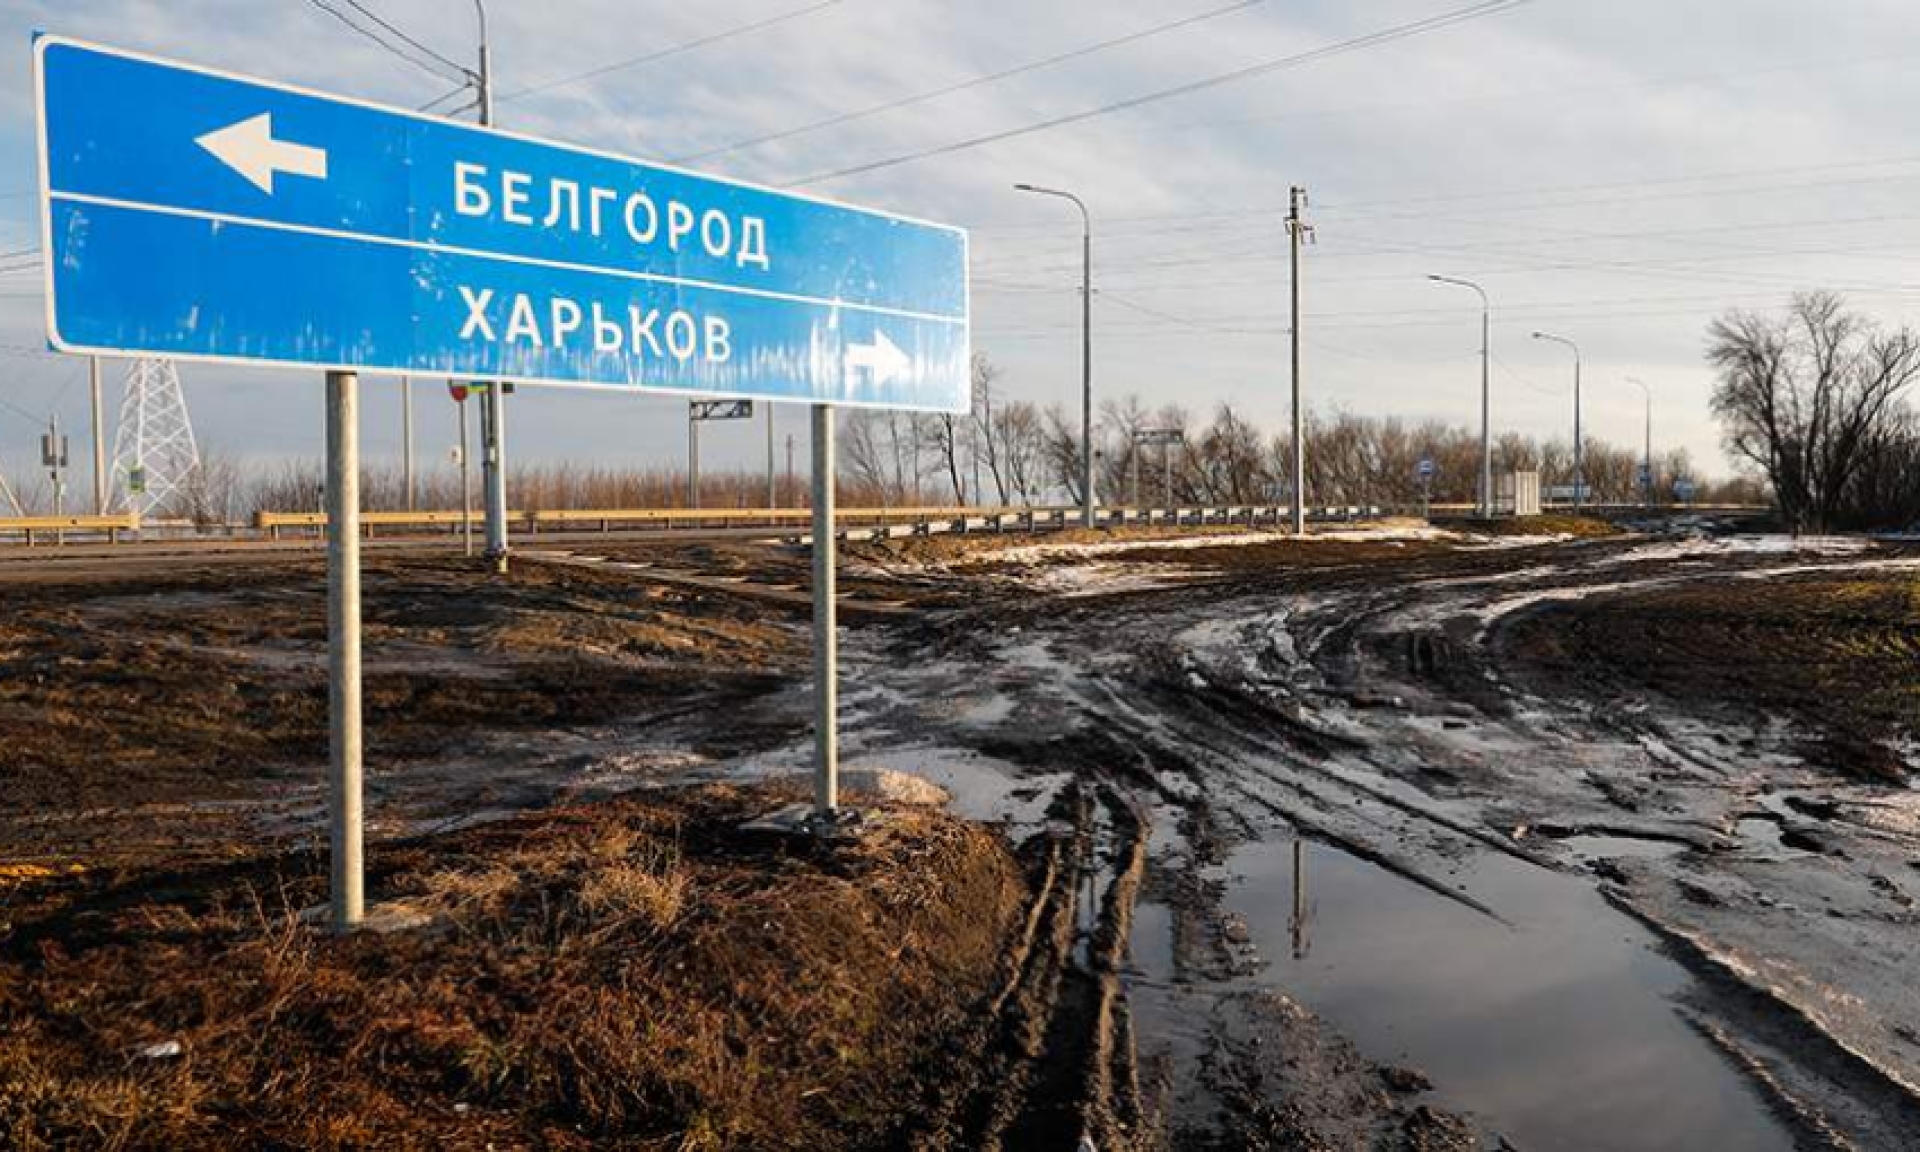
[1100,290,1285,336]
[336,0,474,78]
[673,0,1268,164]
[502,1,848,102]
[789,0,1537,186]
[417,80,477,114]
[303,0,468,83]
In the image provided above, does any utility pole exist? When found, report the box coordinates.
[1429,275,1492,517]
[786,433,796,506]
[43,413,68,533]
[401,374,415,510]
[1287,186,1312,534]
[765,401,777,509]
[471,0,510,573]
[1628,376,1652,507]
[1014,183,1094,527]
[88,355,105,513]
[1533,331,1582,509]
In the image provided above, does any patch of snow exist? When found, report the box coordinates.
[984,523,1466,566]
[1594,534,1873,567]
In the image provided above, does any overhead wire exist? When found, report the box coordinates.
[789,0,1537,186]
[502,1,848,102]
[303,0,470,83]
[672,0,1269,164]
[336,0,475,78]
[416,81,476,114]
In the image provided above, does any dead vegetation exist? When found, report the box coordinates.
[1437,513,1622,538]
[0,784,1028,1151]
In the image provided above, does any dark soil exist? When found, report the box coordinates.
[0,556,803,816]
[0,783,1029,1151]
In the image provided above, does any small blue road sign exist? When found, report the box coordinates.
[1674,477,1697,502]
[1416,457,1436,480]
[34,36,970,411]
[1637,463,1653,486]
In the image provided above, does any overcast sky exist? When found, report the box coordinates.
[4,0,1919,491]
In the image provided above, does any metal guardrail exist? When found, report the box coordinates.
[0,512,141,544]
[8,504,1392,546]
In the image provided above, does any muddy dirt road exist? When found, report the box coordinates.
[794,526,1920,1149]
[6,523,1919,1148]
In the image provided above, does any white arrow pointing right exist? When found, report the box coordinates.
[844,330,911,386]
[196,113,329,195]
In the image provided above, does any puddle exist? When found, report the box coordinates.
[841,745,1066,831]
[1131,834,1796,1152]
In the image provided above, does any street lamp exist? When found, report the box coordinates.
[1627,376,1652,507]
[1532,331,1582,509]
[1427,275,1491,516]
[1014,183,1094,528]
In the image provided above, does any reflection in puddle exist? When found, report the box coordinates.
[1135,834,1796,1152]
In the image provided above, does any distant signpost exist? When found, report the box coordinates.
[1416,457,1436,518]
[36,36,970,929]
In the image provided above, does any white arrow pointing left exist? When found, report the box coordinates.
[196,113,329,195]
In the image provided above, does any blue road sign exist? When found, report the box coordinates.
[1674,477,1697,501]
[1416,457,1436,480]
[34,36,970,412]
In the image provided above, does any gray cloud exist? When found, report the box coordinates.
[4,0,1919,490]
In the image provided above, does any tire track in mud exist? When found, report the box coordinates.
[907,780,1152,1152]
[850,534,1920,1149]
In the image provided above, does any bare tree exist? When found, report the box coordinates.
[997,401,1046,505]
[1709,292,1920,532]
[969,354,1008,505]
[840,410,893,504]
[1041,404,1084,505]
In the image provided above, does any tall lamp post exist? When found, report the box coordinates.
[1532,331,1583,509]
[1014,183,1094,528]
[1627,376,1652,507]
[1427,275,1491,516]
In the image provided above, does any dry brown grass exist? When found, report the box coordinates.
[0,784,1027,1150]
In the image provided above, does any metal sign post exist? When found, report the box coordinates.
[688,399,753,510]
[324,370,363,931]
[812,404,838,814]
[1134,428,1182,511]
[450,382,473,556]
[36,34,968,910]
[1417,457,1436,519]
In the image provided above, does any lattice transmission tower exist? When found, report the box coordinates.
[109,358,200,516]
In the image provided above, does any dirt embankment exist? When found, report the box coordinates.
[1501,568,1920,783]
[0,557,803,817]
[0,783,1031,1151]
